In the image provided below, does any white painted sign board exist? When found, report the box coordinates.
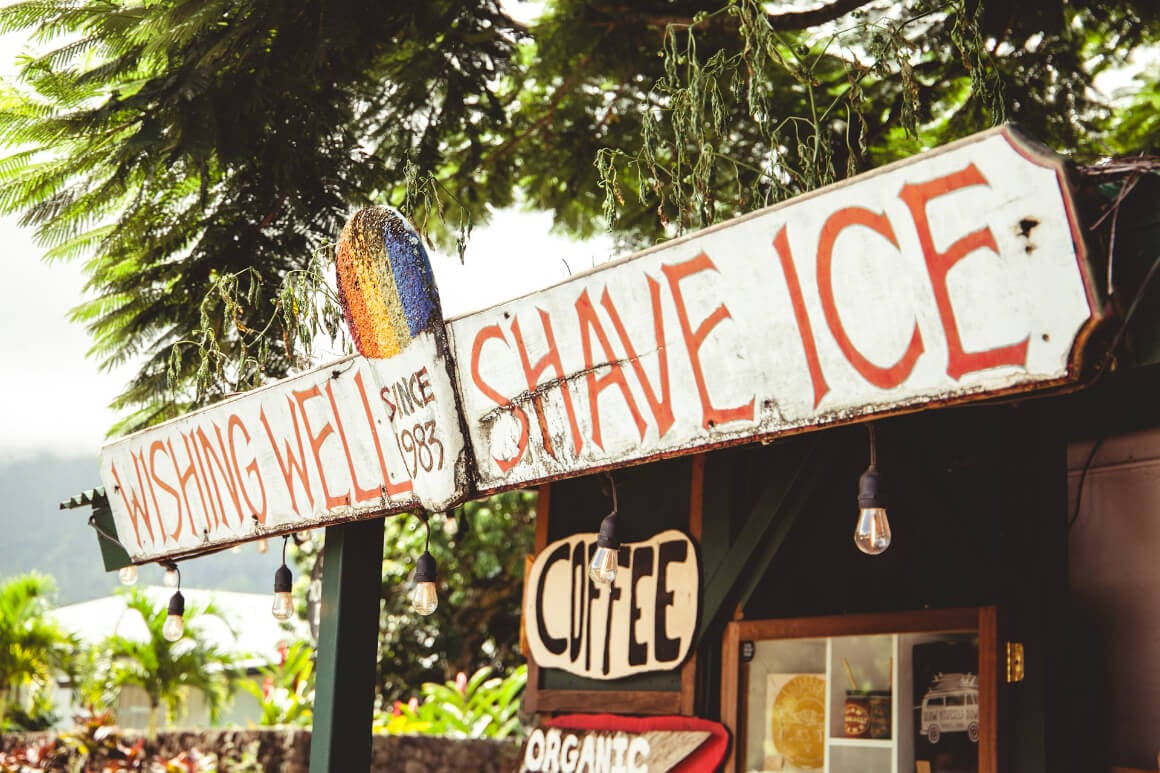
[98,126,1098,564]
[102,336,466,563]
[449,126,1097,491]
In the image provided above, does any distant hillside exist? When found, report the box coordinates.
[0,454,278,603]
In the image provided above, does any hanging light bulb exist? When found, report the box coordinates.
[588,473,621,585]
[854,424,892,555]
[411,551,439,615]
[163,590,185,642]
[410,515,438,615]
[257,538,269,554]
[588,513,620,585]
[272,536,294,621]
[118,565,138,586]
[162,561,179,587]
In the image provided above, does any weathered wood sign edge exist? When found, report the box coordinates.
[98,125,1101,564]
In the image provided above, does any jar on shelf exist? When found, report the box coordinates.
[843,691,871,738]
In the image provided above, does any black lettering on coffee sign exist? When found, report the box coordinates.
[523,529,698,679]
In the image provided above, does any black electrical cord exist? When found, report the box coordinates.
[1068,436,1107,529]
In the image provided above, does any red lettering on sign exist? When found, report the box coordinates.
[146,444,177,544]
[899,163,1029,379]
[772,226,831,408]
[415,367,435,405]
[108,458,156,548]
[662,253,754,429]
[198,424,244,527]
[352,370,413,496]
[576,289,647,450]
[512,309,584,456]
[260,400,315,515]
[600,281,675,438]
[326,379,380,503]
[228,413,267,522]
[164,436,203,538]
[293,385,348,510]
[188,431,221,531]
[469,325,529,473]
[817,206,924,389]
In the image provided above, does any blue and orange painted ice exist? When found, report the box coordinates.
[335,206,442,358]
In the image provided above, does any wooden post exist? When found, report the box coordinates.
[310,518,386,772]
[999,405,1068,772]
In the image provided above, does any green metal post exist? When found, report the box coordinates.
[310,517,385,772]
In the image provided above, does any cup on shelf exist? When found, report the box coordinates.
[868,690,892,739]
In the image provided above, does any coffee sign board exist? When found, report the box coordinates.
[448,126,1096,491]
[523,529,699,680]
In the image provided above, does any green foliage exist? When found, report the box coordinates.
[0,0,1157,427]
[375,664,527,740]
[1107,69,1160,155]
[372,491,536,706]
[238,640,315,727]
[5,711,266,772]
[0,572,76,729]
[0,0,521,433]
[167,245,348,402]
[75,588,244,737]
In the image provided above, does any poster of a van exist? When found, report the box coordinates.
[912,637,979,773]
[919,672,980,744]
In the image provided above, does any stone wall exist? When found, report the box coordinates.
[1,728,523,772]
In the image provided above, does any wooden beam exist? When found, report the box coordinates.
[697,438,830,643]
[680,455,706,716]
[533,689,683,715]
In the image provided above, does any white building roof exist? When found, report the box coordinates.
[52,586,309,669]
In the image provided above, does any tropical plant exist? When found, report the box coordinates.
[238,640,315,727]
[76,587,243,738]
[373,491,536,706]
[0,572,75,729]
[375,664,527,740]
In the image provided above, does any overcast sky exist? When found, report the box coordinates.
[0,202,613,461]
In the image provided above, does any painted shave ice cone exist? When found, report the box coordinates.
[336,206,443,358]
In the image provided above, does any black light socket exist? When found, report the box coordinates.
[857,465,884,509]
[274,564,293,593]
[595,512,619,549]
[167,590,185,617]
[414,550,437,583]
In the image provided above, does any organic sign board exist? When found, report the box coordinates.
[521,715,730,773]
[521,728,708,773]
[448,126,1097,491]
[523,530,699,680]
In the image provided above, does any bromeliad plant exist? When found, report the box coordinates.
[375,664,527,740]
[239,641,316,727]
